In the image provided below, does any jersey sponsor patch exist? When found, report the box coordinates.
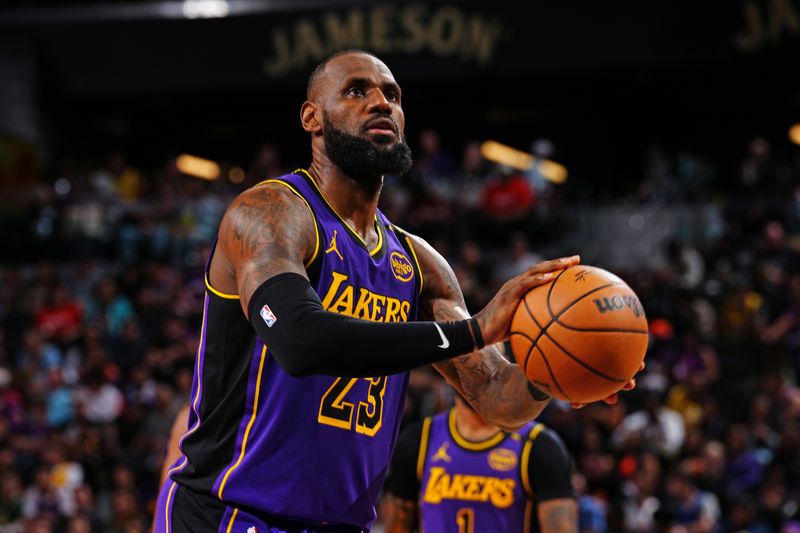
[260,305,277,327]
[390,251,414,282]
[488,448,518,471]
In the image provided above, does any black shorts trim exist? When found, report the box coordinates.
[169,483,227,533]
[169,484,366,533]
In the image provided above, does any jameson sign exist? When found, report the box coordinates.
[263,4,504,78]
[17,2,800,94]
[734,0,800,52]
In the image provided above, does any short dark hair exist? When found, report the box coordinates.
[306,49,378,99]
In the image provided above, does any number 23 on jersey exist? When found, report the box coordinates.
[318,377,387,436]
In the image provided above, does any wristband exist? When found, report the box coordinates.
[468,317,485,350]
[527,382,552,402]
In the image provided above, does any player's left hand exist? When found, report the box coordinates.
[571,361,645,409]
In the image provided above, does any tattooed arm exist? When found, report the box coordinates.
[383,421,424,533]
[208,183,540,378]
[209,182,316,315]
[383,496,418,533]
[538,499,578,533]
[408,234,577,431]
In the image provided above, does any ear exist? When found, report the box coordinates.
[300,101,322,134]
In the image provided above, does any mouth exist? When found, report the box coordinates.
[363,118,398,138]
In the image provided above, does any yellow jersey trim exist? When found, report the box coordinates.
[217,344,268,498]
[164,481,178,533]
[417,417,432,481]
[523,499,533,533]
[448,409,505,451]
[204,275,239,300]
[403,234,424,296]
[296,168,384,257]
[257,178,321,269]
[204,177,320,298]
[371,219,384,256]
[521,423,546,497]
[225,508,239,533]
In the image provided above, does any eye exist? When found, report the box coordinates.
[385,90,399,102]
[346,86,365,97]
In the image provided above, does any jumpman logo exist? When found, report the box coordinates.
[432,442,452,463]
[325,230,344,260]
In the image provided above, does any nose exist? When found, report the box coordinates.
[366,89,392,114]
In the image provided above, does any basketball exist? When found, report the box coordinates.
[510,265,648,404]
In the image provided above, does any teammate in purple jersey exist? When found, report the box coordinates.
[384,394,576,533]
[153,50,638,533]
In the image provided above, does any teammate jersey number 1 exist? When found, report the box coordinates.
[318,377,387,436]
[456,507,475,533]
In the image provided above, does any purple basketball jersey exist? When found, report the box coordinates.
[419,410,541,533]
[172,170,421,530]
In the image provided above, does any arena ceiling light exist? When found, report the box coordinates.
[480,140,568,184]
[182,0,229,19]
[228,166,246,184]
[176,154,221,180]
[790,123,800,146]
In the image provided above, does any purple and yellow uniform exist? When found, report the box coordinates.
[156,170,422,532]
[385,410,575,533]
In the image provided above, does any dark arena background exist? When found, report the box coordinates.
[1,0,800,531]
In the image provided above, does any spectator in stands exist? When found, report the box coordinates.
[74,366,124,425]
[481,167,536,241]
[726,423,766,494]
[723,493,771,533]
[662,471,720,533]
[621,468,661,532]
[21,466,65,521]
[416,129,456,179]
[88,278,134,338]
[0,472,23,524]
[35,284,83,347]
[492,232,543,283]
[2,136,800,529]
[612,391,686,459]
[574,472,608,533]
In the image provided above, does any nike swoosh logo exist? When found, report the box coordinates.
[433,323,450,349]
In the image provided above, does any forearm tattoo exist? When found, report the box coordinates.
[423,252,548,429]
[539,500,578,533]
[383,495,418,533]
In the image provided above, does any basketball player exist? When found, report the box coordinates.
[154,50,636,533]
[384,394,576,533]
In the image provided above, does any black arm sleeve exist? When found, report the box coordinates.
[248,273,478,377]
[528,428,576,501]
[384,421,424,501]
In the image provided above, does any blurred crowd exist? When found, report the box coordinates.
[1,130,800,532]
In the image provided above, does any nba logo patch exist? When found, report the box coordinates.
[260,305,277,327]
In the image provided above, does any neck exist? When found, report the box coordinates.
[309,149,382,241]
[454,402,500,441]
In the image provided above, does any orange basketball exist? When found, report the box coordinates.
[510,265,648,404]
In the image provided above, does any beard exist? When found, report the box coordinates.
[323,115,413,189]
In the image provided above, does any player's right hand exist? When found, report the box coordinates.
[571,361,645,409]
[473,255,580,347]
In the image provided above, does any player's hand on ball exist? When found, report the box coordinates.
[571,361,645,409]
[474,255,581,346]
